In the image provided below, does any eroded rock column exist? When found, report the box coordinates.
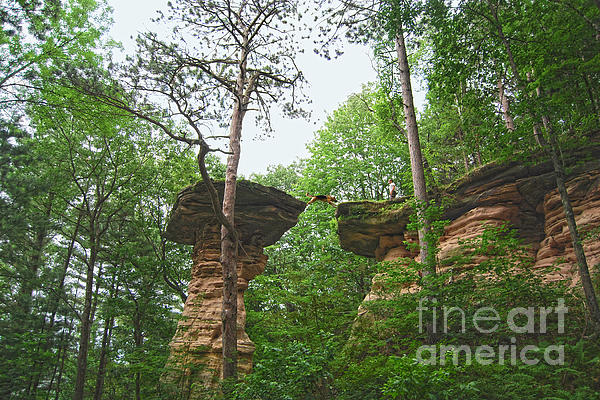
[168,225,268,389]
[162,180,306,395]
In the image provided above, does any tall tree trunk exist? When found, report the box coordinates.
[221,99,244,382]
[20,194,54,315]
[543,117,600,331]
[220,29,257,387]
[93,283,118,400]
[457,129,469,173]
[49,210,83,328]
[133,303,142,400]
[23,197,57,397]
[526,62,600,332]
[73,226,99,400]
[93,317,113,400]
[455,93,470,173]
[38,210,83,400]
[581,71,600,125]
[50,315,75,400]
[46,326,67,400]
[90,264,104,330]
[28,316,48,398]
[488,2,523,87]
[395,26,432,275]
[462,150,470,172]
[474,140,483,167]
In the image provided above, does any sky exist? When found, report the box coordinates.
[106,0,378,175]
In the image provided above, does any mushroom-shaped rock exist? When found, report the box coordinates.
[165,180,306,247]
[164,180,305,393]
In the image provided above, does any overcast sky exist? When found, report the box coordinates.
[106,0,378,175]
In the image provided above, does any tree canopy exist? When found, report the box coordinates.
[1,0,599,398]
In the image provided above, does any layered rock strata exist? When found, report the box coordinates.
[337,148,600,303]
[164,180,305,392]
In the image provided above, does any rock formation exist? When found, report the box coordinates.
[164,180,305,393]
[337,147,600,303]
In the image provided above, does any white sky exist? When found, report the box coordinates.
[106,0,379,175]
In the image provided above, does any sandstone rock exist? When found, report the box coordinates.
[165,180,306,247]
[164,180,305,394]
[337,147,600,305]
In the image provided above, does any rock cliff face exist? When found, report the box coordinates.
[337,149,600,298]
[164,180,305,393]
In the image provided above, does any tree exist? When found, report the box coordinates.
[424,0,600,331]
[242,162,376,399]
[0,0,105,121]
[29,89,156,400]
[525,0,600,330]
[67,0,306,384]
[0,2,106,397]
[303,84,409,200]
[392,8,433,273]
[322,0,434,273]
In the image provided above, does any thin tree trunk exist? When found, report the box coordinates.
[20,194,54,315]
[52,315,75,400]
[395,26,432,274]
[221,99,244,382]
[581,73,600,125]
[455,90,470,172]
[26,197,57,396]
[220,30,254,386]
[529,65,600,331]
[37,210,83,400]
[474,141,483,166]
[90,264,104,329]
[456,127,470,172]
[49,210,83,327]
[28,316,48,397]
[497,77,516,131]
[46,319,71,400]
[73,226,99,400]
[93,283,118,400]
[488,2,523,87]
[543,116,600,331]
[133,306,142,400]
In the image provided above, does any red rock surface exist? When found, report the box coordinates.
[337,148,600,302]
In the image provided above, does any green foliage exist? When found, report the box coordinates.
[250,162,303,194]
[334,224,600,399]
[421,0,600,167]
[234,339,335,400]
[235,160,377,399]
[303,84,411,201]
[1,0,599,399]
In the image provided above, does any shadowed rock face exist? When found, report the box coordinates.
[165,180,307,247]
[164,181,305,394]
[337,147,600,297]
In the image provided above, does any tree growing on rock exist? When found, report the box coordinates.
[66,0,306,385]
[320,0,434,274]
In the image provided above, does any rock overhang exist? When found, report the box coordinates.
[335,199,413,257]
[165,180,306,246]
[335,145,600,258]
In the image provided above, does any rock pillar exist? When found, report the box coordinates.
[168,225,268,390]
[163,180,306,395]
